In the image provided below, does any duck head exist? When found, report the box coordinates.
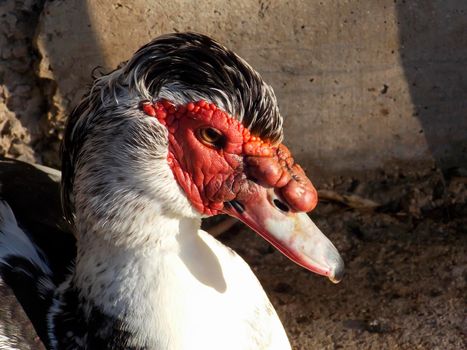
[61,33,344,283]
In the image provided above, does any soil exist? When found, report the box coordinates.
[1,165,465,350]
[219,167,467,349]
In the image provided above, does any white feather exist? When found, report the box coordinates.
[71,213,290,350]
[0,329,19,350]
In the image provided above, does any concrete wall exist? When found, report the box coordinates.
[2,0,466,179]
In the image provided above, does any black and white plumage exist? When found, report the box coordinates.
[0,33,343,349]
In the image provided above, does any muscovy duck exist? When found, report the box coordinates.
[0,33,344,349]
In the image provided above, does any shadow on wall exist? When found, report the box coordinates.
[39,0,107,112]
[396,1,467,175]
[36,0,107,167]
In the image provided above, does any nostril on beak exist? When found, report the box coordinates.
[273,199,290,213]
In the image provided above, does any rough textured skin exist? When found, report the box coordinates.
[245,144,317,212]
[143,100,318,215]
[61,32,283,226]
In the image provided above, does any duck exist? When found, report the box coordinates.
[0,32,344,350]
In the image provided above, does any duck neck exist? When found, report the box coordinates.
[72,214,201,316]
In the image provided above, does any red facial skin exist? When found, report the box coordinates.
[141,100,318,216]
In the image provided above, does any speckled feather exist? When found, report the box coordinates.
[0,33,291,350]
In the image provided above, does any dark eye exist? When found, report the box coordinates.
[197,127,225,149]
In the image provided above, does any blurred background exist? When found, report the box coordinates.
[0,1,465,349]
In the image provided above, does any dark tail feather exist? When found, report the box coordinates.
[0,200,55,345]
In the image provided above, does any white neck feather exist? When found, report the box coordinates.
[74,211,201,305]
[71,211,289,349]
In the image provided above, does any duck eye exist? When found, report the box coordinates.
[197,127,225,148]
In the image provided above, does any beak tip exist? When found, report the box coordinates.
[328,257,345,284]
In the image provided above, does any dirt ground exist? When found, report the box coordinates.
[0,164,465,350]
[219,167,467,349]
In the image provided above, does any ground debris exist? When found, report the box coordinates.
[343,318,393,334]
[318,189,381,211]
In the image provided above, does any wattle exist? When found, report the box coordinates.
[142,99,318,215]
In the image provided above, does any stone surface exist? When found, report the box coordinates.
[0,0,46,164]
[1,0,466,177]
[33,0,467,178]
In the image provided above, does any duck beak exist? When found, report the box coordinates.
[223,187,344,283]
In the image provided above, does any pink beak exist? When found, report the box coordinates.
[223,186,344,283]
